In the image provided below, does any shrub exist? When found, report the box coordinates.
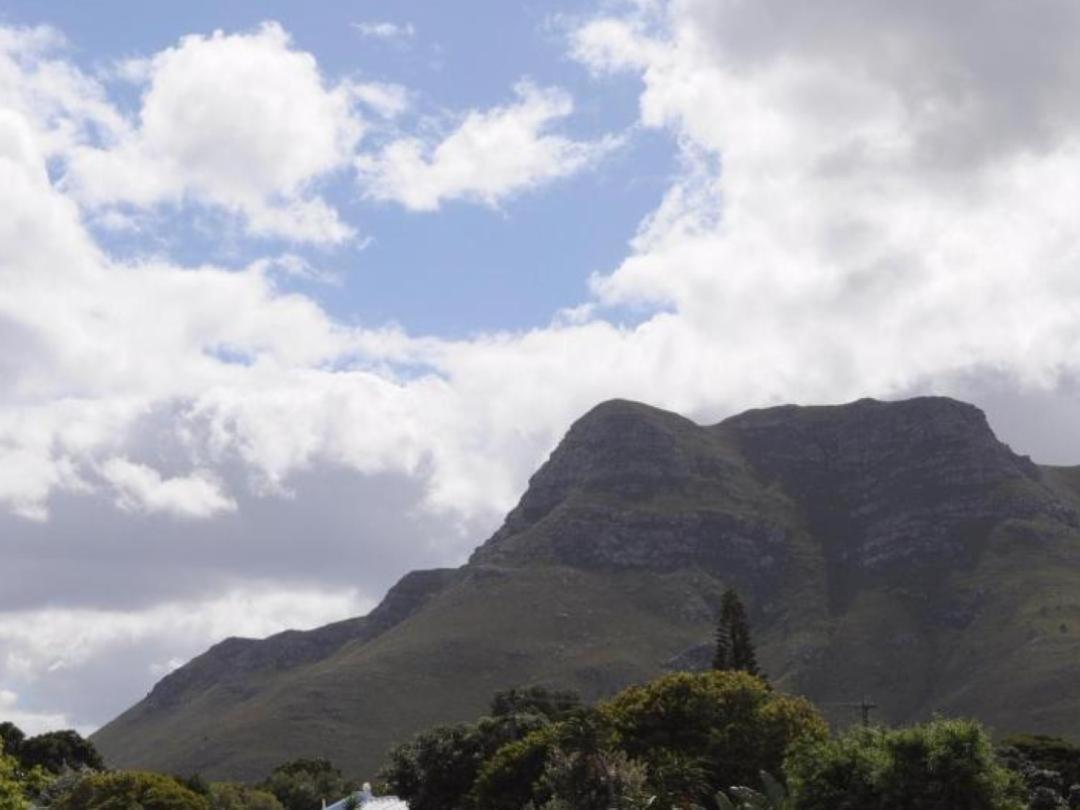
[471,727,557,810]
[260,758,352,810]
[786,718,1025,810]
[380,713,550,810]
[999,733,1080,796]
[0,727,23,761]
[532,746,651,810]
[0,742,26,810]
[601,670,826,799]
[17,730,103,774]
[51,771,210,809]
[208,782,286,810]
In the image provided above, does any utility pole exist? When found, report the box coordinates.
[824,696,878,727]
[856,696,877,727]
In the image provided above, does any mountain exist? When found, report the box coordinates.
[92,396,1080,782]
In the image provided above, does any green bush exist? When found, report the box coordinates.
[208,782,286,810]
[999,733,1080,789]
[380,712,550,810]
[0,727,23,761]
[52,771,210,809]
[471,727,557,810]
[17,729,103,774]
[260,758,350,810]
[532,745,651,810]
[786,718,1025,810]
[0,742,27,810]
[601,670,826,800]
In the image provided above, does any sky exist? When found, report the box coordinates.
[2,0,1080,737]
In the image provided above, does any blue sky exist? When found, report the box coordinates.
[1,0,674,336]
[3,0,1080,738]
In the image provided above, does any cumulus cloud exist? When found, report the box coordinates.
[356,81,620,211]
[562,0,1080,402]
[100,458,235,519]
[0,690,79,736]
[63,22,362,244]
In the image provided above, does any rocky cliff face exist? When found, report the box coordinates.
[471,400,797,594]
[724,397,1070,574]
[93,396,1080,782]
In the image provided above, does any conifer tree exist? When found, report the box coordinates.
[713,588,760,676]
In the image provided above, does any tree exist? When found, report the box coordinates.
[714,588,760,676]
[533,746,651,810]
[471,727,558,810]
[380,713,550,810]
[260,758,351,810]
[18,729,103,774]
[786,718,1026,810]
[380,723,483,810]
[0,742,27,810]
[52,771,209,810]
[998,733,1080,805]
[602,670,825,802]
[0,727,23,761]
[208,782,285,810]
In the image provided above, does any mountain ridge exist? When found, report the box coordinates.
[92,395,1080,781]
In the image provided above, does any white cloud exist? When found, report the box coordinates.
[559,0,1080,403]
[101,458,235,519]
[62,22,362,244]
[0,690,81,736]
[356,80,619,211]
[6,6,1080,529]
[351,21,416,42]
[350,81,410,119]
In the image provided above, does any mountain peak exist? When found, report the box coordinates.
[719,395,1059,583]
[474,395,1065,577]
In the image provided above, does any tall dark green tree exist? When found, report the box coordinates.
[18,729,103,774]
[713,588,760,676]
[0,724,23,759]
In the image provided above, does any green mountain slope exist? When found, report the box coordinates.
[92,397,1080,781]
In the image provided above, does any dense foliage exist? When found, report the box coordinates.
[0,742,26,810]
[0,728,22,761]
[383,674,824,810]
[786,718,1025,810]
[259,758,353,810]
[208,782,286,809]
[381,711,551,810]
[18,729,104,774]
[997,734,1080,809]
[52,770,210,809]
[603,671,825,806]
[0,729,78,809]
